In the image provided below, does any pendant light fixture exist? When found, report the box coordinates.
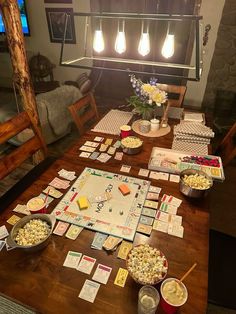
[115,20,126,54]
[138,21,150,57]
[161,22,175,59]
[93,19,105,53]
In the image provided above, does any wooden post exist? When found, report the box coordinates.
[0,0,47,163]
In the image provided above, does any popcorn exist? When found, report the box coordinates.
[127,244,168,284]
[121,137,142,148]
[182,173,211,190]
[15,219,50,246]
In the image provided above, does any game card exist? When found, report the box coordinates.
[155,210,169,223]
[152,220,169,233]
[158,172,169,181]
[63,251,82,269]
[146,192,159,201]
[99,144,108,152]
[49,177,70,189]
[0,225,9,240]
[13,204,30,215]
[84,141,100,148]
[5,239,15,251]
[65,225,83,240]
[79,145,96,153]
[91,232,108,250]
[170,215,183,226]
[107,146,116,155]
[89,152,100,160]
[139,215,154,226]
[113,140,121,148]
[97,153,112,163]
[136,223,152,235]
[159,202,178,215]
[149,171,160,180]
[103,236,122,251]
[79,152,91,158]
[0,240,5,251]
[144,200,158,209]
[149,186,162,194]
[38,193,54,206]
[120,165,131,173]
[43,186,63,199]
[161,194,182,207]
[141,207,157,218]
[114,152,123,160]
[105,138,113,146]
[117,241,132,260]
[169,174,180,183]
[138,168,150,177]
[7,215,21,226]
[168,224,184,238]
[94,136,104,142]
[53,221,69,236]
[78,280,100,303]
[114,268,128,287]
[77,255,96,274]
[92,264,112,285]
[58,169,76,181]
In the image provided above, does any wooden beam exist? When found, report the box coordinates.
[0,0,47,163]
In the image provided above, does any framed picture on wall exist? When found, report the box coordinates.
[45,8,76,44]
[44,0,72,3]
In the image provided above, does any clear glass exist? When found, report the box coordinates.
[138,285,160,314]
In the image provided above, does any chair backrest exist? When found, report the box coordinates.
[68,93,99,135]
[156,84,187,107]
[0,111,47,180]
[215,122,236,167]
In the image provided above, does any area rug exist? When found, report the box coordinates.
[0,293,38,314]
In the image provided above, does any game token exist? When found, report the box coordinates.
[118,184,130,196]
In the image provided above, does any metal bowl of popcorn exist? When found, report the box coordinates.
[6,214,56,252]
[121,136,143,155]
[126,244,168,285]
[179,169,213,198]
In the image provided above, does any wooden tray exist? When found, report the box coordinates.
[132,119,171,138]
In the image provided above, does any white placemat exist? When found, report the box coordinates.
[91,110,133,135]
[174,121,214,138]
[172,139,208,155]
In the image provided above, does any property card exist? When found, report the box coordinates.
[94,136,104,142]
[107,146,116,155]
[170,215,183,226]
[136,223,152,235]
[158,172,169,181]
[91,232,108,250]
[89,152,100,160]
[7,215,21,226]
[138,168,150,177]
[120,165,131,173]
[92,264,112,285]
[105,138,113,146]
[77,255,96,274]
[153,220,169,233]
[103,236,122,251]
[53,221,69,236]
[0,225,9,240]
[114,268,129,287]
[43,186,63,199]
[78,280,100,303]
[99,144,108,152]
[149,186,162,194]
[139,215,154,226]
[117,241,133,260]
[79,145,96,153]
[79,152,91,158]
[63,251,82,269]
[155,210,169,223]
[159,202,178,215]
[142,207,157,218]
[168,224,184,238]
[84,141,100,148]
[144,200,159,209]
[169,174,180,183]
[0,240,5,252]
[65,225,83,240]
[113,140,121,148]
[149,171,160,180]
[146,192,159,201]
[13,204,30,215]
[114,152,123,161]
[161,194,182,207]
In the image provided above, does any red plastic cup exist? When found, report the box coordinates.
[160,278,188,314]
[120,125,131,138]
[27,197,47,214]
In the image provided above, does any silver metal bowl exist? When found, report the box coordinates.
[179,169,213,198]
[6,214,56,252]
[121,136,143,155]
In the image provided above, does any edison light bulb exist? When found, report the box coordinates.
[161,34,175,59]
[115,31,126,54]
[93,30,104,53]
[138,32,150,56]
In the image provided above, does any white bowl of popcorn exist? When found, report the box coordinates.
[6,214,56,252]
[126,244,168,285]
[121,136,143,155]
[179,169,213,198]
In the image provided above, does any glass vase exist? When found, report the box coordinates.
[142,109,153,121]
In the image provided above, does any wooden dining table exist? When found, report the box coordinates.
[0,118,209,314]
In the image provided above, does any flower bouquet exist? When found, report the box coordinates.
[127,75,168,121]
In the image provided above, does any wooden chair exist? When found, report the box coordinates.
[68,93,99,135]
[0,111,47,180]
[215,122,236,166]
[156,83,187,107]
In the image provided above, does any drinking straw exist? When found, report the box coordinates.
[180,263,197,282]
[44,188,50,204]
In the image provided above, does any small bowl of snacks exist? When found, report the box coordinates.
[6,214,56,252]
[126,244,168,285]
[179,169,213,198]
[121,136,143,155]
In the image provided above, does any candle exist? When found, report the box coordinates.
[150,118,160,132]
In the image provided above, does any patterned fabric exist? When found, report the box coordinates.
[174,121,214,138]
[91,110,133,135]
[172,139,208,155]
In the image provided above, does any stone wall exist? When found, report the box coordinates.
[202,0,236,111]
